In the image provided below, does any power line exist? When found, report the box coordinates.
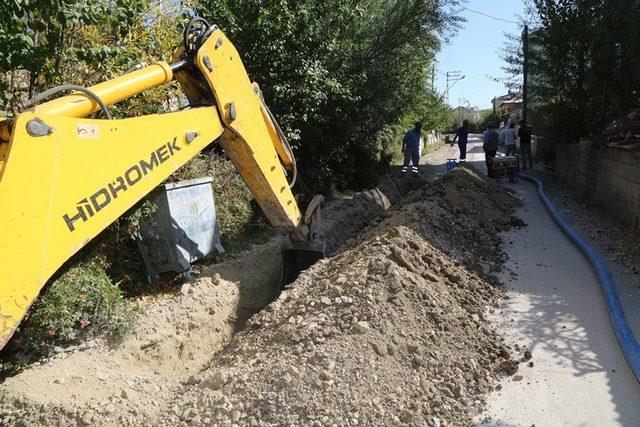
[462,6,520,25]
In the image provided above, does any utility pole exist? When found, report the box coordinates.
[458,97,468,124]
[522,24,529,127]
[445,71,465,106]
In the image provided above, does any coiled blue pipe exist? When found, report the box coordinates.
[520,173,640,382]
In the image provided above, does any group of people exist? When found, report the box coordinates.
[400,119,533,178]
[453,119,533,177]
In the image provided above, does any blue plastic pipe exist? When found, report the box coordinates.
[520,173,640,382]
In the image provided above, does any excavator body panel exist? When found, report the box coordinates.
[0,108,224,348]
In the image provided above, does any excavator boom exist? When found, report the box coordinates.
[0,20,322,349]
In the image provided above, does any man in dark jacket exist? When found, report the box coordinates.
[483,121,499,177]
[402,122,423,176]
[518,121,533,169]
[452,119,470,161]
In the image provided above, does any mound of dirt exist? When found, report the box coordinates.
[0,165,522,426]
[0,186,393,425]
[148,165,521,426]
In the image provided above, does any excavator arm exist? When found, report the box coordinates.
[0,19,325,349]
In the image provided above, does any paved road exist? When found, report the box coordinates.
[416,137,462,181]
[425,136,640,425]
[416,134,487,181]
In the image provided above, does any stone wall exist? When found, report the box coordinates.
[556,139,640,229]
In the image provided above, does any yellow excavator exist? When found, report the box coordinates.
[0,18,329,350]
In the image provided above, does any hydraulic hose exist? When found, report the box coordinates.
[520,173,640,382]
[21,84,112,119]
[261,99,298,189]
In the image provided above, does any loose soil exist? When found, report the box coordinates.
[1,165,525,426]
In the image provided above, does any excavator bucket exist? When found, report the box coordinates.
[281,240,333,287]
[279,195,332,286]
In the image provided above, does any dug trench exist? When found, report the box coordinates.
[0,165,528,426]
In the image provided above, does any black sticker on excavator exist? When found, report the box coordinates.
[63,138,181,232]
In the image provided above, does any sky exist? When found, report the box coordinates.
[435,0,527,110]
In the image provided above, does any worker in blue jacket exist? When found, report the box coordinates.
[402,121,423,176]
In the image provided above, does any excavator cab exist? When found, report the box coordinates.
[0,17,328,349]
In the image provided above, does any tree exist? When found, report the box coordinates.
[479,108,509,131]
[0,0,183,115]
[501,0,640,142]
[194,0,459,191]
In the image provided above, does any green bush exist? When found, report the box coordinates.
[4,255,134,358]
[479,107,510,131]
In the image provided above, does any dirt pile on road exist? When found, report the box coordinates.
[0,165,522,426]
[150,165,521,426]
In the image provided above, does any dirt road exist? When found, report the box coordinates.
[449,136,640,425]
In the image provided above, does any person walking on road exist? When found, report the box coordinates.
[504,122,517,156]
[518,120,533,169]
[452,119,470,161]
[402,121,423,176]
[483,121,499,177]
